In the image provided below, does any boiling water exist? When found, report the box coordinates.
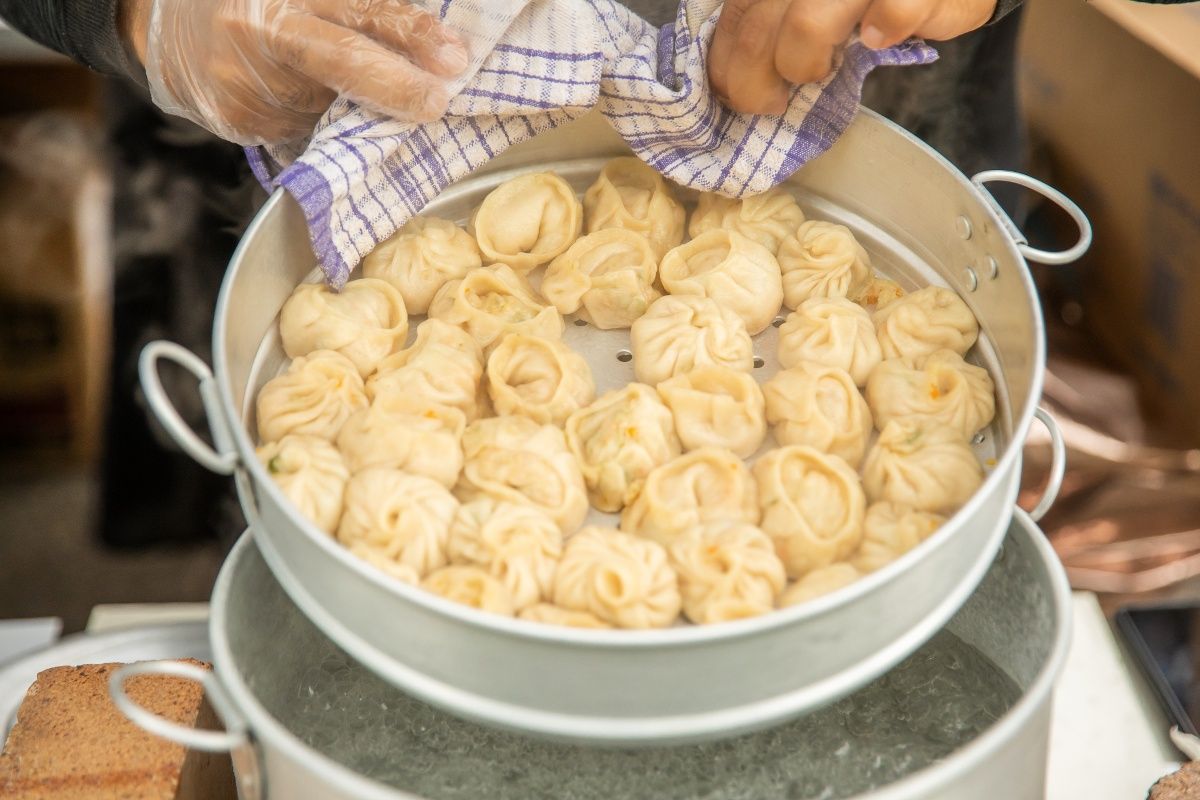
[256,626,1020,800]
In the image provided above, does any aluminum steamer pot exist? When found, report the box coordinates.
[138,110,1085,744]
[111,509,1073,800]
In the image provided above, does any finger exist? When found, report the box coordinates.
[271,12,450,123]
[709,0,756,97]
[859,0,935,48]
[716,0,791,115]
[305,0,469,77]
[911,0,995,41]
[775,0,875,85]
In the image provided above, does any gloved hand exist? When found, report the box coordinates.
[708,0,996,115]
[126,0,469,145]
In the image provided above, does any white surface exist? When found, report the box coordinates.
[0,618,62,666]
[87,603,210,633]
[0,15,64,63]
[1047,593,1181,798]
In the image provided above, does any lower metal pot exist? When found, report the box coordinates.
[111,508,1071,800]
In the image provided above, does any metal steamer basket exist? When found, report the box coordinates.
[111,510,1073,800]
[139,110,1086,744]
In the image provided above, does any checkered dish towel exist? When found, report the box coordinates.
[247,0,937,289]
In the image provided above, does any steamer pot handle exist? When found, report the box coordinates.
[1027,407,1067,523]
[110,660,264,800]
[139,341,239,475]
[970,170,1093,265]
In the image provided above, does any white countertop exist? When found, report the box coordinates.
[0,15,65,63]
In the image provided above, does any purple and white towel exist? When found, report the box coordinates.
[248,0,937,289]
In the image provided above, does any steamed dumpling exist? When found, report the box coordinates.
[337,469,458,578]
[620,447,760,548]
[753,446,866,578]
[565,383,682,513]
[447,499,562,612]
[471,172,581,272]
[518,603,613,629]
[422,565,515,616]
[348,543,421,585]
[778,220,872,308]
[777,297,882,386]
[873,286,979,360]
[367,319,485,421]
[279,279,408,376]
[763,362,873,467]
[486,334,595,426]
[583,157,685,258]
[335,398,465,487]
[865,350,996,439]
[541,229,661,329]
[658,229,784,334]
[553,526,681,629]
[687,188,805,255]
[257,350,368,442]
[428,265,564,353]
[862,419,984,513]
[362,216,481,314]
[779,563,861,607]
[656,366,766,458]
[851,501,946,573]
[457,415,588,533]
[669,522,786,624]
[630,295,754,385]
[256,435,349,534]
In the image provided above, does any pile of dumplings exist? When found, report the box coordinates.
[253,157,997,631]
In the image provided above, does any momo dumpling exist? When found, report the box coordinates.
[630,295,753,385]
[866,350,996,439]
[565,383,682,513]
[851,502,946,573]
[257,350,368,443]
[753,446,866,578]
[763,362,872,467]
[541,229,661,329]
[553,526,681,629]
[457,415,588,533]
[658,230,784,334]
[337,469,458,577]
[362,216,481,314]
[256,435,349,534]
[279,278,408,376]
[687,188,805,255]
[518,603,612,629]
[447,499,563,612]
[620,447,760,548]
[422,565,516,616]
[669,522,786,624]
[777,297,882,386]
[583,157,685,258]
[428,264,563,353]
[348,544,421,585]
[873,286,979,360]
[486,334,595,426]
[367,319,484,421]
[471,172,581,272]
[778,220,872,308]
[779,563,861,607]
[336,398,465,487]
[862,419,984,513]
[656,366,766,458]
[852,276,905,308]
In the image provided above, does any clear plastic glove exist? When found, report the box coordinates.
[130,0,470,145]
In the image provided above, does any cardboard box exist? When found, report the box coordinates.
[1019,0,1200,446]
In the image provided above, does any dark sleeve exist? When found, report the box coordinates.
[0,0,140,80]
[988,0,1023,25]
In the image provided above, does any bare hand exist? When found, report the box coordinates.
[708,0,995,115]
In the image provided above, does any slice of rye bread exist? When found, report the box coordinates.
[1148,760,1200,799]
[0,660,237,800]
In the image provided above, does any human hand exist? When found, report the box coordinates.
[708,0,996,115]
[122,0,469,145]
